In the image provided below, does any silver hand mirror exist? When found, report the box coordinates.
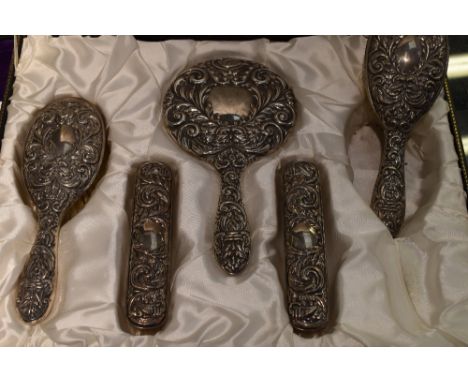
[365,36,448,237]
[17,97,106,323]
[164,58,296,274]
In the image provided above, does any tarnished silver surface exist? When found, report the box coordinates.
[126,162,173,331]
[17,97,106,323]
[164,58,296,275]
[282,161,328,333]
[365,36,448,237]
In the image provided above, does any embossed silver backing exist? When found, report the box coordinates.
[126,162,174,331]
[282,161,328,333]
[365,36,448,236]
[163,57,296,275]
[17,97,106,323]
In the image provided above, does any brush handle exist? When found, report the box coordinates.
[16,215,59,323]
[371,128,408,237]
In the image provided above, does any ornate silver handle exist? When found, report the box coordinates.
[16,215,59,323]
[371,128,408,237]
[282,161,328,333]
[214,169,250,275]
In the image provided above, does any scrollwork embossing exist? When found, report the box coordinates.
[17,97,106,323]
[126,162,173,331]
[365,36,448,236]
[282,161,328,332]
[164,58,296,274]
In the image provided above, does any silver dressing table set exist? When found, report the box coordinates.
[12,36,449,335]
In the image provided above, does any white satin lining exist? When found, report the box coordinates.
[0,36,467,346]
